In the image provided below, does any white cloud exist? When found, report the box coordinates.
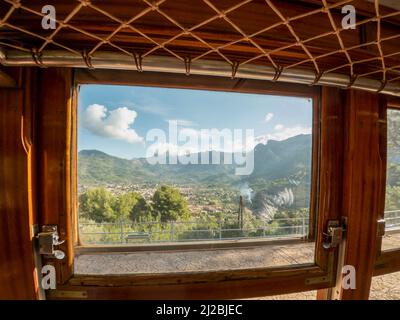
[82,104,143,144]
[255,124,311,144]
[146,127,255,156]
[272,125,311,140]
[264,113,274,122]
[167,119,197,127]
[146,121,311,158]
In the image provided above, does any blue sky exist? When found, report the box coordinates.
[78,84,313,159]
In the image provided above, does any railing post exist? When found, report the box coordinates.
[302,217,306,236]
[219,220,222,240]
[170,221,174,241]
[263,221,266,237]
[120,220,124,244]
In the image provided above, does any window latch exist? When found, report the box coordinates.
[322,218,347,250]
[377,219,386,238]
[36,225,65,260]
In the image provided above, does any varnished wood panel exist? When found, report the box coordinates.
[387,96,400,109]
[76,69,319,98]
[374,249,400,276]
[315,86,345,300]
[0,68,38,299]
[340,90,387,300]
[3,0,400,78]
[49,264,331,300]
[0,67,17,88]
[315,87,345,269]
[37,68,74,285]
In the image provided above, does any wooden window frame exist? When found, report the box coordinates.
[374,97,400,277]
[37,68,345,300]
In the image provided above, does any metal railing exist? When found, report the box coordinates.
[79,210,400,245]
[79,216,310,245]
[385,210,400,232]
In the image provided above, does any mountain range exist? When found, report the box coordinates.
[78,134,312,190]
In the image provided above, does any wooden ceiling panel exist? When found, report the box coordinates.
[306,34,343,56]
[91,0,149,22]
[19,0,79,21]
[315,51,349,70]
[268,0,323,18]
[207,0,251,12]
[252,24,298,52]
[108,27,156,54]
[289,12,334,40]
[0,0,399,86]
[191,16,245,45]
[226,0,282,35]
[159,0,217,29]
[164,34,213,58]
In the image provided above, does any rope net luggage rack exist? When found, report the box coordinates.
[0,0,399,96]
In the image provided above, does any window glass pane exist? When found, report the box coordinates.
[76,84,315,273]
[383,109,400,251]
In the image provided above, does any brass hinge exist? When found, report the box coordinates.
[305,275,329,285]
[48,290,88,299]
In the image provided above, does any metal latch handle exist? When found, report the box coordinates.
[36,225,65,260]
[323,219,346,250]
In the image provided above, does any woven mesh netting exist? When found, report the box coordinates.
[1,0,399,86]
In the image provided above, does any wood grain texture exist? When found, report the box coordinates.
[50,264,331,300]
[0,68,17,88]
[3,0,400,78]
[0,68,38,299]
[315,86,346,300]
[315,87,345,269]
[387,96,400,109]
[37,68,74,285]
[340,89,387,300]
[374,249,400,276]
[75,69,319,98]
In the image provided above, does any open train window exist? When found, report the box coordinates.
[374,103,400,281]
[75,83,316,275]
[38,70,344,300]
[382,109,400,252]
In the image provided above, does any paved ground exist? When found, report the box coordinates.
[75,234,400,299]
[382,232,400,251]
[75,242,315,274]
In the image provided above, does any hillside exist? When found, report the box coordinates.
[78,134,312,189]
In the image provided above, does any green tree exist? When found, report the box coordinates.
[386,110,400,211]
[130,196,153,222]
[388,164,400,187]
[113,192,141,222]
[388,109,400,154]
[152,185,190,222]
[385,186,400,211]
[79,188,116,222]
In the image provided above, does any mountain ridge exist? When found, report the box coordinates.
[78,134,312,188]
